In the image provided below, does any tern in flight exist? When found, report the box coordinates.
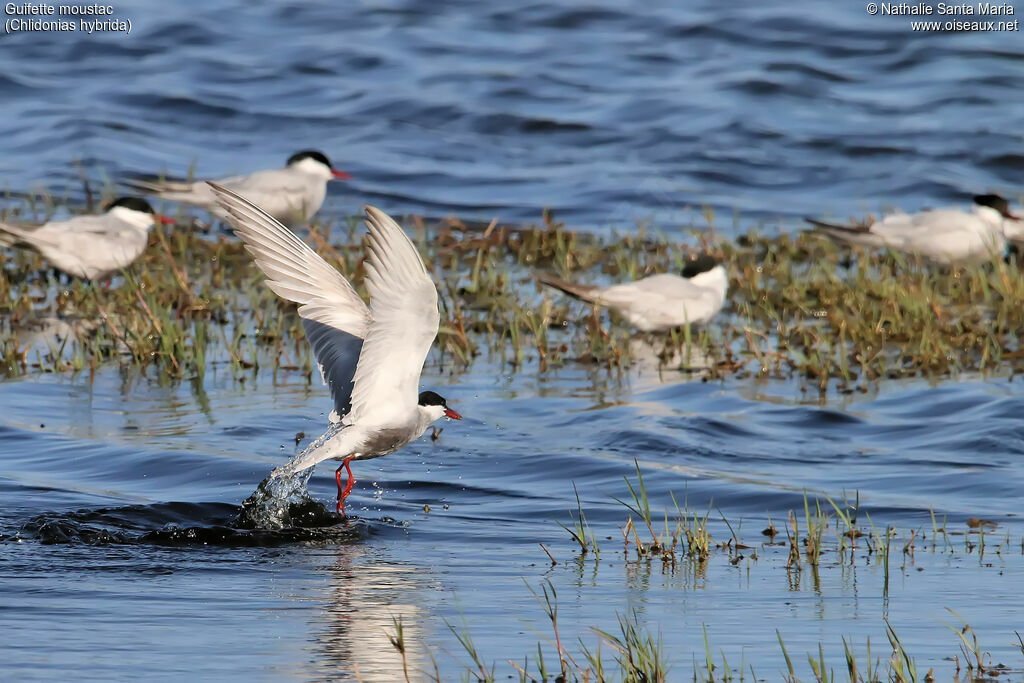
[210,183,461,515]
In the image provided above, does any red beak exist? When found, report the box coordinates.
[154,214,176,225]
[331,169,352,181]
[444,408,462,420]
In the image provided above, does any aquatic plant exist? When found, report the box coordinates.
[385,575,1023,682]
[6,191,1024,398]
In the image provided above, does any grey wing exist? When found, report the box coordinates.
[62,214,129,236]
[870,211,926,242]
[600,274,721,328]
[601,274,704,302]
[125,171,286,210]
[0,215,107,247]
[218,169,316,220]
[302,319,363,421]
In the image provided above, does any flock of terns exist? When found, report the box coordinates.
[0,149,1021,513]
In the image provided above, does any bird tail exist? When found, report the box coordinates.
[805,217,876,246]
[804,217,868,233]
[537,273,602,304]
[121,176,198,198]
[0,222,33,248]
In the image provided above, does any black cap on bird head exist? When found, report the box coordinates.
[287,149,333,168]
[287,149,350,180]
[105,196,156,215]
[418,390,462,420]
[680,252,720,279]
[974,194,1017,219]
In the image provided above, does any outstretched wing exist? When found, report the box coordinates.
[345,206,439,426]
[208,182,370,420]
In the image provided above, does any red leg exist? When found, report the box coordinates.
[339,464,348,511]
[335,457,356,516]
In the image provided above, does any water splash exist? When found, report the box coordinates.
[235,423,343,530]
[235,465,317,530]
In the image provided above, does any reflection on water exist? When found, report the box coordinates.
[313,545,431,682]
[627,336,714,382]
[10,315,98,351]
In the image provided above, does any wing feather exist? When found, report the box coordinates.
[345,206,439,426]
[208,182,370,419]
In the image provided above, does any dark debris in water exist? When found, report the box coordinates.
[16,499,365,548]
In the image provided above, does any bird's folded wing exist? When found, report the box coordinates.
[0,218,68,246]
[208,182,371,419]
[872,212,920,235]
[346,206,439,426]
[222,169,303,195]
[219,171,315,219]
[65,214,127,236]
[608,274,702,301]
[899,209,983,239]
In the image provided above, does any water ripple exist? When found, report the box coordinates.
[0,1,1019,224]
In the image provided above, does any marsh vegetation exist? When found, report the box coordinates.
[4,195,1024,399]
